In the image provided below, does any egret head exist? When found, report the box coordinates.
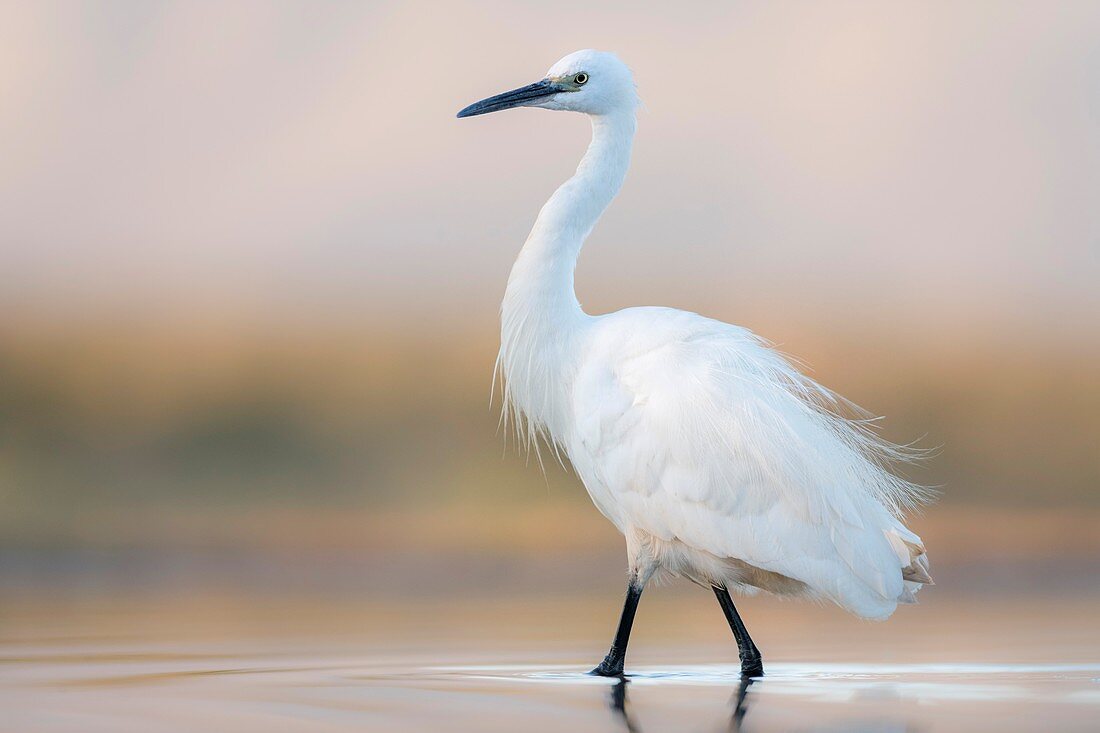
[457,49,637,119]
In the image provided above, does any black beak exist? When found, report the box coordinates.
[456,79,563,118]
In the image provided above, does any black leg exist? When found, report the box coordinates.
[591,578,643,676]
[712,585,764,677]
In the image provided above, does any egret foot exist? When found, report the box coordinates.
[739,656,764,678]
[590,656,625,677]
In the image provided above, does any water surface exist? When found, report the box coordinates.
[4,591,1098,732]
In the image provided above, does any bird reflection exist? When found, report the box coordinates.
[728,675,755,732]
[608,674,756,733]
[609,677,640,733]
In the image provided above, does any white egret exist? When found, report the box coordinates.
[457,50,932,678]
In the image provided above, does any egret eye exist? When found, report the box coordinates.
[575,73,589,85]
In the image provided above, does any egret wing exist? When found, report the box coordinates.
[571,308,916,618]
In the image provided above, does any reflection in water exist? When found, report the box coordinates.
[728,675,754,732]
[609,674,756,733]
[609,677,639,733]
[6,652,1099,732]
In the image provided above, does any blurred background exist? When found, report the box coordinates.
[1,0,1098,681]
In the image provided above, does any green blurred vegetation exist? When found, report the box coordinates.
[1,317,1098,549]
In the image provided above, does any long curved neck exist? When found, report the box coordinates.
[504,109,636,320]
[498,108,635,441]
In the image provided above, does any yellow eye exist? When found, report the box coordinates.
[575,72,589,85]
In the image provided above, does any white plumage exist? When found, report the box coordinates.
[460,49,932,673]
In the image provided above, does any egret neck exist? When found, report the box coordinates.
[499,108,637,441]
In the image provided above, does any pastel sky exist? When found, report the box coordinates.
[1,1,1097,338]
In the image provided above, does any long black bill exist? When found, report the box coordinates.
[456,79,561,118]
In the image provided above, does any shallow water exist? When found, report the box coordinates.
[5,648,1099,732]
[4,549,1099,731]
[4,590,1100,732]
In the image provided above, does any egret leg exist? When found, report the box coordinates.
[591,578,644,677]
[712,585,764,677]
